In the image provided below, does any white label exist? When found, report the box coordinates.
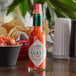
[29,39,46,67]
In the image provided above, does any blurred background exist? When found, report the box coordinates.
[0,0,76,25]
[0,0,76,53]
[1,0,76,26]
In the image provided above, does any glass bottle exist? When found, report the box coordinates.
[28,3,46,72]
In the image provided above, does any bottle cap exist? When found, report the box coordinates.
[33,3,42,14]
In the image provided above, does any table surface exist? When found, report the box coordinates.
[0,55,76,76]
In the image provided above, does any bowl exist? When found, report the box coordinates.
[0,45,21,66]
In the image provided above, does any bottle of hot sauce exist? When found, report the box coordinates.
[28,3,46,72]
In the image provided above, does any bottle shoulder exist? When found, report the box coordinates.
[30,30,45,36]
[29,30,46,45]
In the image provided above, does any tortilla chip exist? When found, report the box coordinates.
[9,19,25,27]
[2,23,14,32]
[0,26,8,37]
[7,27,19,40]
[42,19,50,35]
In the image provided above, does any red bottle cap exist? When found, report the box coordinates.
[33,3,42,14]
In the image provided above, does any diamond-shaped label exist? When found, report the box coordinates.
[29,39,46,67]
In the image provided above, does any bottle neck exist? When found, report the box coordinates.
[33,14,42,26]
[33,26,42,31]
